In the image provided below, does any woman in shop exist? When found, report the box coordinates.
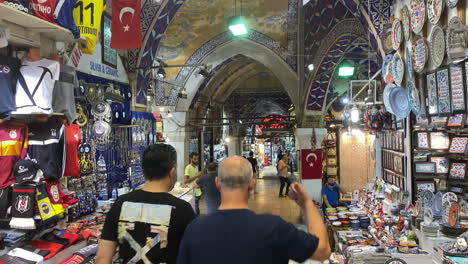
[277,154,291,197]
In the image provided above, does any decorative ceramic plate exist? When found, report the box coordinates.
[392,52,404,86]
[433,192,443,216]
[442,201,451,223]
[446,0,458,8]
[448,203,460,226]
[384,84,397,114]
[381,23,394,54]
[405,45,414,83]
[385,58,395,84]
[428,0,444,25]
[389,87,411,120]
[410,0,426,34]
[447,16,467,61]
[423,190,435,208]
[392,18,403,50]
[402,6,411,41]
[443,192,458,204]
[424,208,434,225]
[412,37,428,73]
[430,25,446,68]
[407,81,421,115]
[382,54,393,80]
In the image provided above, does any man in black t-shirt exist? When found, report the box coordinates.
[177,156,331,264]
[246,151,259,178]
[97,144,196,264]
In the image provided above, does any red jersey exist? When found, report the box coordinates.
[64,124,81,178]
[30,0,57,23]
[0,122,28,188]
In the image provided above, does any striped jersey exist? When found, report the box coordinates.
[0,122,28,189]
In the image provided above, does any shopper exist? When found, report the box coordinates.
[322,175,346,208]
[177,156,331,264]
[96,144,196,264]
[184,152,202,215]
[278,154,291,197]
[246,151,259,179]
[196,162,220,214]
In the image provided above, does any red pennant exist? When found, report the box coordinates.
[110,0,142,50]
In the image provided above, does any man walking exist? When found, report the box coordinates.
[177,156,331,264]
[96,144,196,264]
[196,162,221,214]
[184,152,202,215]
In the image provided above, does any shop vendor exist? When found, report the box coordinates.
[321,176,347,209]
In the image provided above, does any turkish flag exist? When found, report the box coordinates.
[301,149,322,180]
[110,0,142,49]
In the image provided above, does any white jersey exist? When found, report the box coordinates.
[15,59,60,114]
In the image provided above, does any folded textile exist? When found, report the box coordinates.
[21,246,50,257]
[74,244,98,259]
[53,229,82,248]
[8,248,44,263]
[0,254,36,264]
[60,254,85,264]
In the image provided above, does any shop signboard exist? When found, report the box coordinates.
[301,149,322,180]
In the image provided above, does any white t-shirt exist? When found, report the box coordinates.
[15,59,60,114]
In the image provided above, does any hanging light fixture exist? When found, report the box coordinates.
[157,68,166,79]
[350,106,360,123]
[228,0,248,36]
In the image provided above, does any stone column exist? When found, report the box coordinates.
[227,137,241,157]
[295,128,327,203]
[164,112,191,182]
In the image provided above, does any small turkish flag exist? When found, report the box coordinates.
[301,149,322,180]
[110,0,142,50]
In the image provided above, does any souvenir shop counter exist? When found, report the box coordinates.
[170,184,195,210]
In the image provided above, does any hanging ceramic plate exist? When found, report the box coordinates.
[386,58,395,84]
[384,84,397,114]
[428,0,444,25]
[402,6,411,41]
[446,0,458,8]
[446,16,467,61]
[412,37,428,73]
[433,192,443,216]
[405,45,414,82]
[407,81,421,115]
[389,87,411,120]
[442,201,451,223]
[442,192,458,204]
[382,54,393,80]
[430,25,446,68]
[381,23,394,54]
[423,190,435,208]
[424,208,434,225]
[448,203,460,226]
[392,18,403,50]
[410,0,426,34]
[392,52,404,86]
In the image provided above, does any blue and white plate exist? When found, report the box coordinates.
[392,52,404,86]
[382,54,393,80]
[433,192,443,216]
[384,84,397,114]
[405,46,413,83]
[389,87,411,120]
[407,81,421,115]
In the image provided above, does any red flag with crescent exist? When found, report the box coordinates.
[110,0,142,49]
[301,149,322,180]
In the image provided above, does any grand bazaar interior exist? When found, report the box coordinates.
[0,0,468,263]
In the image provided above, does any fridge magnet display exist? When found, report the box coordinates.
[402,5,411,41]
[415,162,436,174]
[416,115,429,125]
[449,162,467,181]
[427,72,438,115]
[392,53,404,86]
[429,25,446,68]
[412,37,428,73]
[428,0,444,25]
[416,181,436,193]
[392,18,402,51]
[447,113,466,128]
[431,116,448,125]
[430,156,449,174]
[449,63,465,112]
[436,68,452,115]
[430,132,450,150]
[416,131,430,149]
[410,0,426,34]
[394,156,404,173]
[449,137,468,154]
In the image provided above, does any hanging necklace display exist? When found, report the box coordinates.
[412,36,428,73]
[93,120,111,151]
[392,19,402,50]
[392,52,404,86]
[76,104,88,127]
[446,0,458,8]
[96,155,108,199]
[430,25,446,68]
[410,0,426,35]
[381,23,394,54]
[91,102,112,123]
[428,0,444,25]
[402,6,411,41]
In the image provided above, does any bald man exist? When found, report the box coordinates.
[177,156,330,264]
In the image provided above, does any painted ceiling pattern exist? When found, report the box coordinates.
[224,92,291,119]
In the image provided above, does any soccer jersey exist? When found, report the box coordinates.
[27,120,65,181]
[54,0,80,39]
[0,122,28,189]
[0,56,21,120]
[64,124,81,178]
[30,0,57,23]
[73,0,105,54]
[3,0,30,13]
[15,59,60,115]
